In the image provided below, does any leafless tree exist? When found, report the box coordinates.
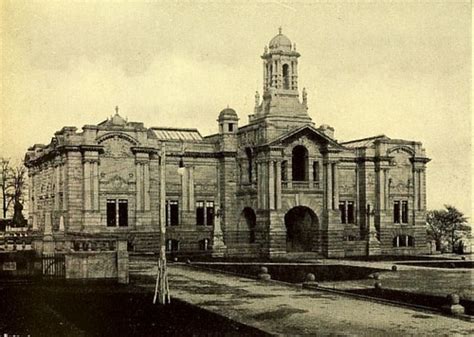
[11,164,27,227]
[0,158,27,226]
[0,158,14,219]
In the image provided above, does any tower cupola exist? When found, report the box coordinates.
[250,28,311,123]
[218,107,239,134]
[262,27,300,94]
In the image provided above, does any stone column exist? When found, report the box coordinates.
[376,167,384,211]
[54,164,60,210]
[212,164,226,257]
[383,169,389,210]
[355,167,360,223]
[257,162,262,209]
[325,162,332,210]
[144,162,150,211]
[189,167,195,210]
[181,167,188,211]
[262,162,268,209]
[62,162,67,211]
[92,160,99,211]
[332,163,339,210]
[275,161,282,210]
[83,161,91,211]
[28,172,33,217]
[136,163,142,211]
[268,160,275,210]
[420,169,426,210]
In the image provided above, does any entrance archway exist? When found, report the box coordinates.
[284,206,318,252]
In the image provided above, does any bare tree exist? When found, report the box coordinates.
[11,164,27,227]
[0,158,14,219]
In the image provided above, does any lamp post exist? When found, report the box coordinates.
[153,143,170,305]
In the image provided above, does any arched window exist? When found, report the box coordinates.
[292,145,308,181]
[282,64,290,89]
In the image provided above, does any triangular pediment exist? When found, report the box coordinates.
[265,125,345,151]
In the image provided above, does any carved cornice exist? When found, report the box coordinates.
[410,157,431,164]
[79,145,104,153]
[131,146,159,154]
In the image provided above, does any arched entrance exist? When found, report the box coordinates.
[238,207,257,243]
[284,206,318,252]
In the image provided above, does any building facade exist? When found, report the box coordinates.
[25,30,430,258]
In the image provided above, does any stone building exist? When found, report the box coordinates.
[25,30,430,258]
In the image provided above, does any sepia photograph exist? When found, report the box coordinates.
[0,0,472,336]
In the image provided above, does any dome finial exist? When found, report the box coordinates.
[115,105,119,115]
[279,26,282,35]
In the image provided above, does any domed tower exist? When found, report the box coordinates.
[218,107,239,135]
[217,107,239,152]
[252,28,312,126]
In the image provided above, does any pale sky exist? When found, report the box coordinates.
[1,1,471,218]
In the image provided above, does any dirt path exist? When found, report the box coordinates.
[132,262,474,336]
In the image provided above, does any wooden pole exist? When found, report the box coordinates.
[154,142,170,304]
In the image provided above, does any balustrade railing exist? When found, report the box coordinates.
[281,181,320,190]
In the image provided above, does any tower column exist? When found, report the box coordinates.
[275,161,282,209]
[268,160,275,210]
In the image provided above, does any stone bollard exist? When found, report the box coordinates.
[374,282,382,290]
[442,294,465,315]
[370,272,380,280]
[303,273,318,288]
[186,259,191,264]
[391,265,398,271]
[258,266,271,281]
[173,257,178,263]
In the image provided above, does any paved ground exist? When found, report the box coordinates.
[315,259,473,297]
[130,259,474,336]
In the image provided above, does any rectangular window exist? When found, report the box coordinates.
[401,201,409,224]
[347,201,355,224]
[107,199,116,227]
[118,199,128,227]
[313,161,320,183]
[228,123,234,132]
[339,201,346,224]
[206,201,214,226]
[107,199,128,227]
[196,201,205,226]
[393,201,401,223]
[166,200,179,226]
